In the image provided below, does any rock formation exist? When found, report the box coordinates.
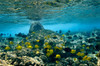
[29,22,44,33]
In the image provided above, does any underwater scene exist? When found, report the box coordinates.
[0,0,100,66]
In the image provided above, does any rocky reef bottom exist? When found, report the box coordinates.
[0,29,100,66]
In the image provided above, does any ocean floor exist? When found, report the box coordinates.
[0,23,100,66]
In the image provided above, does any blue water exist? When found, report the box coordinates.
[0,1,100,65]
[0,22,100,37]
[0,0,100,36]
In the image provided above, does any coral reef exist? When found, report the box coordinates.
[0,24,100,66]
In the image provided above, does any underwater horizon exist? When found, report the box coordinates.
[0,0,100,66]
[0,0,100,37]
[0,0,100,36]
